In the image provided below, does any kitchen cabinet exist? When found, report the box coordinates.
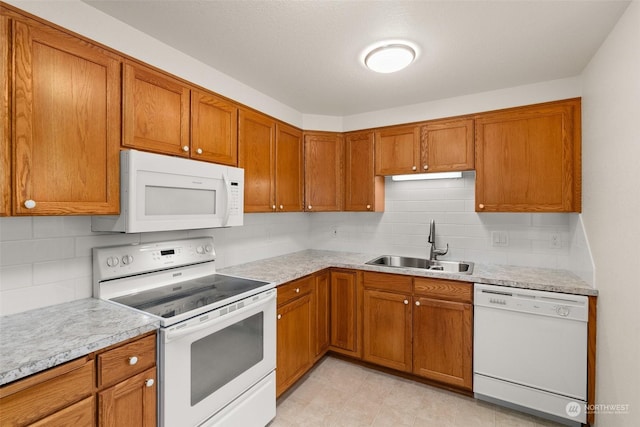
[1,13,9,216]
[314,270,331,359]
[9,10,121,215]
[190,90,238,165]
[474,98,581,212]
[362,273,412,372]
[239,110,303,212]
[304,131,344,212]
[344,131,384,212]
[421,118,474,172]
[374,125,421,175]
[122,61,191,156]
[0,332,156,426]
[276,276,314,397]
[412,278,473,390]
[329,269,361,358]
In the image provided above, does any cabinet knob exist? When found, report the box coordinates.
[279,205,284,210]
[412,166,417,171]
[415,301,421,306]
[307,205,312,210]
[295,288,300,293]
[182,145,189,152]
[277,314,282,320]
[196,148,203,154]
[423,165,429,170]
[24,200,36,209]
[272,205,276,210]
[366,204,371,210]
[478,203,485,209]
[128,356,138,366]
[145,379,154,388]
[404,300,409,305]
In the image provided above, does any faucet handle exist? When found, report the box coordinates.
[434,243,449,257]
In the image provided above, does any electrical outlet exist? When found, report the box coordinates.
[491,231,509,247]
[550,233,561,249]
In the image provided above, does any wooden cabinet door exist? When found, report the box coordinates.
[98,367,156,427]
[329,270,360,357]
[275,123,303,212]
[304,132,344,212]
[421,118,474,172]
[191,91,238,165]
[413,297,472,390]
[30,396,95,427]
[1,13,9,216]
[276,293,313,397]
[123,62,190,156]
[314,271,331,359]
[363,289,412,372]
[475,99,581,212]
[238,109,276,212]
[345,131,384,212]
[12,18,121,215]
[374,125,420,175]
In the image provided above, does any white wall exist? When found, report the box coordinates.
[580,1,640,425]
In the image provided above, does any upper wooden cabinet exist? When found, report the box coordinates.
[122,62,191,156]
[475,98,581,212]
[123,62,238,165]
[421,118,474,172]
[190,91,238,165]
[344,131,384,212]
[304,131,344,212]
[1,13,9,216]
[238,110,303,212]
[10,13,121,215]
[374,125,420,175]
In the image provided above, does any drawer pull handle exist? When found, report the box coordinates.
[145,379,154,387]
[128,356,138,366]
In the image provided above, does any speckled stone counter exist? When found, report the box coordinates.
[220,249,598,296]
[0,298,159,386]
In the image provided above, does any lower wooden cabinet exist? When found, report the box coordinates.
[276,276,314,397]
[0,333,157,427]
[329,270,361,357]
[314,271,331,359]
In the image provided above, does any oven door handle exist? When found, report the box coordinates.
[164,291,275,342]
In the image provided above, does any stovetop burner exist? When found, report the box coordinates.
[111,273,270,319]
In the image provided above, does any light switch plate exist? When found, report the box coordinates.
[491,231,509,247]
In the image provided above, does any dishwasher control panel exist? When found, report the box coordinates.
[474,283,589,321]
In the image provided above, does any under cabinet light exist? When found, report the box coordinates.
[391,172,462,181]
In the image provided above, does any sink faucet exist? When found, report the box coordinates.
[428,219,449,260]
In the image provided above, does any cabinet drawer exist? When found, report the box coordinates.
[97,334,156,388]
[0,358,94,426]
[30,396,95,427]
[363,271,412,293]
[277,276,313,306]
[413,278,472,303]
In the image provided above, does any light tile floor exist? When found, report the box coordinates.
[270,356,565,427]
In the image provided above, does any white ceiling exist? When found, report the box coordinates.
[84,0,629,116]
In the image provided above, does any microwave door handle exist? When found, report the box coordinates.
[222,172,231,226]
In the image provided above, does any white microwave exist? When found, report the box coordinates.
[92,150,244,233]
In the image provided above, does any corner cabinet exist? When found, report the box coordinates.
[8,10,121,215]
[304,132,344,212]
[329,269,361,358]
[238,109,303,213]
[0,333,157,427]
[474,98,581,212]
[344,131,384,212]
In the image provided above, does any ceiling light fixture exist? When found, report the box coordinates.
[364,42,416,73]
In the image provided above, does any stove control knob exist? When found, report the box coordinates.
[205,245,212,253]
[122,255,134,265]
[106,256,119,267]
[196,246,205,254]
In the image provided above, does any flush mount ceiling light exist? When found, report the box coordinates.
[364,42,417,73]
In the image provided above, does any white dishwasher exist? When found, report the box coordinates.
[473,284,589,426]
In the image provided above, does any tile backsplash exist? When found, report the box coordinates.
[0,172,592,315]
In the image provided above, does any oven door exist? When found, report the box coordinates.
[160,289,276,427]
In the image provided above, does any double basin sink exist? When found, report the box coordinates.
[366,255,474,274]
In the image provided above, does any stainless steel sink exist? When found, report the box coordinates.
[366,255,474,274]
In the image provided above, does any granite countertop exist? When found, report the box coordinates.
[220,249,598,296]
[0,298,159,386]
